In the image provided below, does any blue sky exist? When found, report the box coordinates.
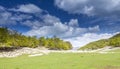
[0,0,120,48]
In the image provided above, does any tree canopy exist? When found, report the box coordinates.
[0,27,72,50]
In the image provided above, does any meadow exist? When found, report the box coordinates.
[0,53,120,69]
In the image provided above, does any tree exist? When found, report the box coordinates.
[0,27,9,47]
[0,27,73,50]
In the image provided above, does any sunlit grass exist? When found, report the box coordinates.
[0,53,120,69]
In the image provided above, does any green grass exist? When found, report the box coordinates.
[0,53,120,69]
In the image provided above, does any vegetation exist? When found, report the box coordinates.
[109,33,120,47]
[0,53,120,69]
[0,27,72,50]
[80,39,109,50]
[80,33,120,50]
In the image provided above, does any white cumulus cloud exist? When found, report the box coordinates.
[55,0,120,16]
[11,4,42,13]
[68,19,79,27]
[24,15,100,38]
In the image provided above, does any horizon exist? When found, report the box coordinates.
[0,0,120,48]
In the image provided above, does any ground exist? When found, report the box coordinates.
[0,53,120,69]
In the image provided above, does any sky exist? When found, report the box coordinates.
[0,0,120,48]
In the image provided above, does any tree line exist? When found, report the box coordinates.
[80,33,120,50]
[0,27,72,50]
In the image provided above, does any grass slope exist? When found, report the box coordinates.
[80,33,120,50]
[0,53,120,69]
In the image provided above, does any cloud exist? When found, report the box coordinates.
[22,20,42,29]
[64,33,115,48]
[54,0,120,16]
[68,19,79,27]
[22,12,100,38]
[24,16,100,38]
[22,14,61,29]
[0,4,44,27]
[42,14,61,26]
[24,22,68,37]
[0,5,34,25]
[0,6,5,11]
[0,7,16,25]
[11,4,42,13]
[88,25,100,32]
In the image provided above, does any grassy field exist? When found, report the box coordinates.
[0,53,120,69]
